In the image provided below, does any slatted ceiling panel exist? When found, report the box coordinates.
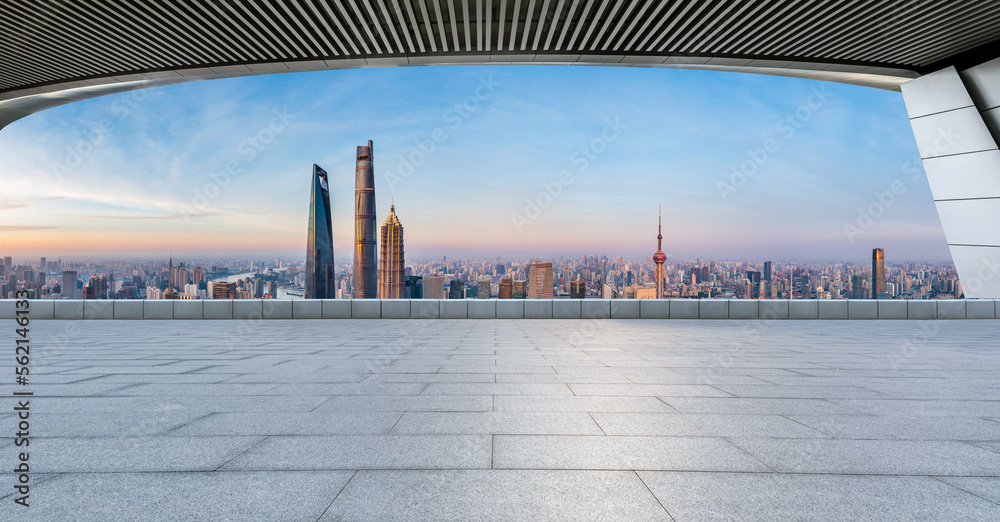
[394,0,425,53]
[770,2,879,59]
[875,9,1000,65]
[361,0,393,54]
[904,19,1000,67]
[313,1,355,54]
[626,2,672,52]
[812,5,927,61]
[5,1,1000,95]
[747,0,837,57]
[656,1,716,54]
[609,0,652,51]
[0,23,101,80]
[138,4,224,62]
[411,0,430,52]
[543,0,566,49]
[166,3,247,60]
[260,2,312,57]
[224,3,289,59]
[80,4,185,67]
[681,2,745,54]
[1,6,140,73]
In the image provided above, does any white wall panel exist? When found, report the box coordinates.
[935,199,1000,246]
[900,66,975,117]
[948,245,1000,298]
[909,106,998,159]
[960,57,1000,110]
[923,150,1000,200]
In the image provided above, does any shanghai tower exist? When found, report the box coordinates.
[305,164,334,299]
[353,140,378,298]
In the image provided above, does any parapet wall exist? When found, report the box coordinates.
[1,299,997,320]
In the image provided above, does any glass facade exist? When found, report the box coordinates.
[305,164,334,299]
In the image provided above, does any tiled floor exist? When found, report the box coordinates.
[3,319,1000,520]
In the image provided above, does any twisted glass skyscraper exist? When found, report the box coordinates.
[354,140,378,298]
[305,164,334,299]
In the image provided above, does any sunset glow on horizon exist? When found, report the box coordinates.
[0,65,948,263]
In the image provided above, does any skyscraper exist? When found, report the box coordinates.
[423,274,445,299]
[478,278,490,299]
[528,262,554,298]
[653,207,666,299]
[353,140,378,298]
[305,164,335,299]
[448,280,465,299]
[852,274,866,299]
[212,281,232,299]
[62,271,77,299]
[763,261,773,282]
[404,276,423,299]
[378,204,404,299]
[872,248,886,298]
[570,278,586,299]
[499,278,513,299]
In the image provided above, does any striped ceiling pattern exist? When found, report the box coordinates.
[2,0,1000,93]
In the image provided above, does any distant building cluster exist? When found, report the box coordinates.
[0,147,964,302]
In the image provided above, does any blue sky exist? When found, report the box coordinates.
[0,65,948,262]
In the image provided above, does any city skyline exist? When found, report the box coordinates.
[0,65,947,261]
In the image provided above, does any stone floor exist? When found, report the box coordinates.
[3,319,1000,520]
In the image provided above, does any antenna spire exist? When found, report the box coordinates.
[657,205,663,250]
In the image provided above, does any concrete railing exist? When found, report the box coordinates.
[1,298,997,320]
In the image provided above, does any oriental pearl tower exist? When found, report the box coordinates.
[653,206,667,299]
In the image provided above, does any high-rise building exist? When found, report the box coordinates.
[653,207,666,299]
[872,248,886,298]
[528,262,553,298]
[62,271,77,299]
[378,204,405,299]
[852,274,866,299]
[764,261,773,281]
[498,278,513,299]
[353,140,377,298]
[85,275,108,300]
[448,279,465,299]
[570,278,586,299]
[423,274,445,299]
[404,276,423,298]
[477,278,490,299]
[513,280,527,299]
[747,271,762,299]
[212,281,232,299]
[305,164,335,299]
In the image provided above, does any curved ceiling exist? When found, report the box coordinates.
[3,1,1000,129]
